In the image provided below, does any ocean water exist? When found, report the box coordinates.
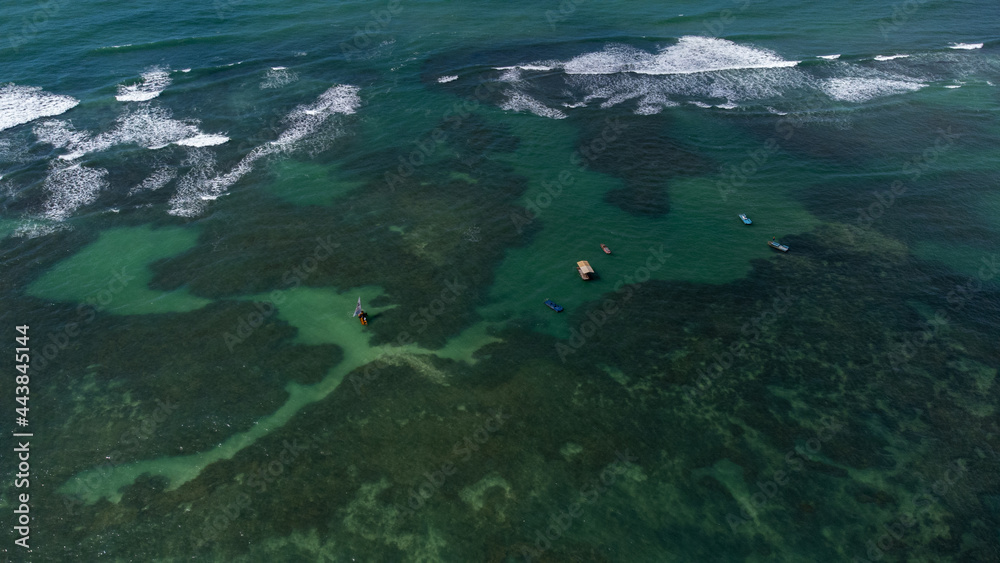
[1,0,999,561]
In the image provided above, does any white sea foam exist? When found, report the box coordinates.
[0,138,30,164]
[498,67,523,83]
[37,106,227,159]
[181,69,192,73]
[437,75,459,83]
[874,54,910,61]
[13,220,69,239]
[493,37,808,115]
[174,133,230,147]
[944,85,962,89]
[949,43,983,50]
[818,54,841,60]
[116,68,172,102]
[499,91,567,119]
[168,84,360,217]
[261,67,298,89]
[566,64,805,112]
[129,167,177,195]
[560,37,799,76]
[41,162,108,221]
[33,120,88,152]
[634,104,663,115]
[822,77,925,102]
[0,85,79,133]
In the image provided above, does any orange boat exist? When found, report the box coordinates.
[601,244,611,254]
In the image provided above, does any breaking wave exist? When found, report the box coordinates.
[0,84,79,133]
[473,36,972,118]
[168,84,360,217]
[34,105,227,159]
[116,68,172,102]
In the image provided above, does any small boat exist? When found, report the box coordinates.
[600,243,612,254]
[576,260,595,280]
[767,238,789,252]
[353,297,369,325]
[544,299,564,312]
[739,214,752,225]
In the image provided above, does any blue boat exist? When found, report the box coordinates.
[739,213,752,225]
[544,299,564,312]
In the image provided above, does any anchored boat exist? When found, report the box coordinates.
[601,243,612,254]
[544,299,564,312]
[767,237,789,252]
[739,214,752,225]
[577,260,595,280]
[353,297,369,325]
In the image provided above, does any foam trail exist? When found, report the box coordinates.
[36,106,227,159]
[116,68,171,102]
[128,167,178,195]
[0,85,79,132]
[13,220,69,239]
[949,43,983,50]
[499,91,567,119]
[818,54,841,60]
[168,84,361,217]
[822,77,925,102]
[874,54,910,61]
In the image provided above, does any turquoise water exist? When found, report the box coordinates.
[1,0,999,561]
